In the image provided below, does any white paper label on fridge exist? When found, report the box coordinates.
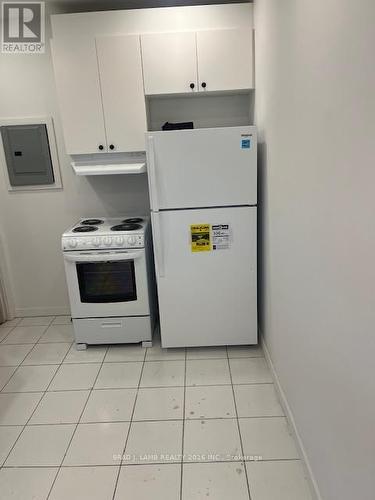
[212,224,231,250]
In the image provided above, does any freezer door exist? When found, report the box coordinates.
[152,206,257,347]
[146,126,257,210]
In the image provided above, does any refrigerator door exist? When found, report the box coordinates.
[152,206,257,347]
[147,126,257,211]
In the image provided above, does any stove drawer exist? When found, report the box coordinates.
[72,316,152,345]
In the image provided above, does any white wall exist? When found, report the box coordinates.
[254,1,375,499]
[0,2,253,317]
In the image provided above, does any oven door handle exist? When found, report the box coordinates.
[63,251,143,263]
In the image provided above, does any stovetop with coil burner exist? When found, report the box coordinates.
[62,216,149,251]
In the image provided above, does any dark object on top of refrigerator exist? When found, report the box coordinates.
[162,121,194,131]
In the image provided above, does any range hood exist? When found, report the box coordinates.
[70,152,146,176]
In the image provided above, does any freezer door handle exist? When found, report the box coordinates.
[147,136,159,211]
[153,212,165,278]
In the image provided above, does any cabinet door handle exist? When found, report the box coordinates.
[109,144,115,150]
[201,82,207,89]
[189,83,195,89]
[98,144,104,151]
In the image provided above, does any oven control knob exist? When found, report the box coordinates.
[92,237,101,247]
[128,236,137,246]
[103,237,112,246]
[115,236,124,246]
[69,239,77,248]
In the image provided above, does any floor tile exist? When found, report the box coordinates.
[0,392,43,425]
[246,460,313,500]
[239,417,299,460]
[228,345,263,358]
[29,391,89,424]
[64,344,107,364]
[22,343,71,365]
[0,426,23,465]
[185,385,236,419]
[0,367,16,390]
[0,344,33,366]
[18,316,54,327]
[64,422,129,466]
[134,387,184,421]
[234,384,284,417]
[81,388,136,423]
[39,324,74,343]
[0,318,21,328]
[0,467,57,500]
[5,424,75,466]
[125,420,183,464]
[50,466,118,500]
[0,327,12,342]
[105,344,145,362]
[184,419,241,463]
[3,365,58,392]
[3,325,48,344]
[229,358,273,384]
[186,346,228,359]
[95,362,142,389]
[115,464,181,500]
[182,462,249,500]
[146,341,185,361]
[186,359,231,386]
[140,360,185,387]
[49,363,101,391]
[52,316,71,325]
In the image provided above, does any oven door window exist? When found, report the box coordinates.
[76,260,137,303]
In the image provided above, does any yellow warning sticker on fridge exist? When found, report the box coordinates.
[190,224,211,252]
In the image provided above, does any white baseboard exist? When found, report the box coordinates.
[14,306,71,318]
[261,335,323,500]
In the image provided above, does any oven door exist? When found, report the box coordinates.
[63,249,150,318]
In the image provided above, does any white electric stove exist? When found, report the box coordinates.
[62,216,157,350]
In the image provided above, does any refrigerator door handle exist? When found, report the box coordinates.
[153,212,165,278]
[147,136,159,211]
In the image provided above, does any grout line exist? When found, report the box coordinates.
[0,381,275,395]
[0,323,18,344]
[179,346,187,500]
[0,366,17,392]
[45,344,109,499]
[1,457,302,470]
[111,345,148,500]
[226,346,253,500]
[0,346,43,392]
[1,324,51,347]
[0,414,286,428]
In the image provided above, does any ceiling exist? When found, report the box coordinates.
[46,0,251,14]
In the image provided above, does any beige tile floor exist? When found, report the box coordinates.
[0,316,314,500]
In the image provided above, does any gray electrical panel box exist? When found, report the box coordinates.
[0,124,55,187]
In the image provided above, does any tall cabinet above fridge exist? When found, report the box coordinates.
[146,126,257,348]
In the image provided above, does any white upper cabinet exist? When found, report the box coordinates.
[141,32,198,95]
[52,35,147,155]
[52,36,107,155]
[197,29,253,92]
[141,28,253,96]
[96,35,147,152]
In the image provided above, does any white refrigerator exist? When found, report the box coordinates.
[146,126,257,348]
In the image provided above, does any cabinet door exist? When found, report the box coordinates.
[51,36,107,155]
[96,35,147,152]
[197,29,253,92]
[141,32,198,95]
